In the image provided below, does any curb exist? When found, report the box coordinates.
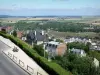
[0,40,12,48]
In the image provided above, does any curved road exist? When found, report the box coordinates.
[0,40,29,75]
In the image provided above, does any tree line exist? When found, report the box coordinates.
[4,21,100,32]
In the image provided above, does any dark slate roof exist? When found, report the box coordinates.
[1,26,8,29]
[27,30,47,42]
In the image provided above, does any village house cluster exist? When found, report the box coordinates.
[0,26,99,68]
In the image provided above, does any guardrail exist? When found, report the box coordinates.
[7,52,43,75]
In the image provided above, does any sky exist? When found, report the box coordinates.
[0,0,100,16]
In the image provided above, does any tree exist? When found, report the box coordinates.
[33,44,48,58]
[85,42,91,53]
[56,39,64,43]
[13,30,17,37]
[0,22,2,26]
[55,50,99,75]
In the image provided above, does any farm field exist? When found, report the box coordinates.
[0,16,100,25]
[48,30,99,39]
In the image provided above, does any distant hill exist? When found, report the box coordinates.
[0,15,99,18]
[0,15,27,18]
[0,15,11,18]
[0,15,82,18]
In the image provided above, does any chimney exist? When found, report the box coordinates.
[34,30,36,36]
[26,30,29,34]
[41,30,44,35]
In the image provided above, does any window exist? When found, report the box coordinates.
[37,72,42,75]
[49,44,51,47]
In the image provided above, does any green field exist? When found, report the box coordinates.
[48,31,99,39]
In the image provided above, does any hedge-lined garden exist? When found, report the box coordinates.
[0,32,70,75]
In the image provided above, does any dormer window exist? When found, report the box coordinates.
[49,44,51,47]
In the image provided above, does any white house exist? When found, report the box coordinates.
[44,41,67,57]
[22,37,27,41]
[70,48,86,57]
[93,58,99,68]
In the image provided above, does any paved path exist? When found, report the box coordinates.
[0,40,29,75]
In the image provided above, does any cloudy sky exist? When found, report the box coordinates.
[0,0,100,16]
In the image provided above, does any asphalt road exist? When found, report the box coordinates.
[0,40,29,75]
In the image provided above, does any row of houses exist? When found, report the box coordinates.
[64,37,92,44]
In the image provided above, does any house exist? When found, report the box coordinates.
[17,31,23,38]
[90,42,100,50]
[93,58,99,68]
[44,41,67,57]
[26,30,48,45]
[70,48,86,57]
[22,36,27,41]
[1,26,12,33]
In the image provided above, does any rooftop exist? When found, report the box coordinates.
[71,48,85,53]
[48,41,61,45]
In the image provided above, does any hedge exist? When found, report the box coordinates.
[0,32,71,75]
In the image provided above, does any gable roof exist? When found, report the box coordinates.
[27,30,47,42]
[71,48,85,54]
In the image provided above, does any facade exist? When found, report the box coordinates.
[70,48,86,57]
[17,31,23,38]
[44,41,67,57]
[22,37,27,41]
[90,42,100,51]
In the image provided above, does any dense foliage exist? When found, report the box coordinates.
[55,51,100,75]
[12,30,17,37]
[56,39,64,42]
[33,44,48,58]
[67,42,90,53]
[5,21,100,32]
[0,32,70,75]
[89,51,100,62]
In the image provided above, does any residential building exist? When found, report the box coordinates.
[0,26,12,33]
[17,31,23,38]
[22,36,27,41]
[93,58,99,68]
[70,48,86,57]
[90,42,100,51]
[26,30,48,45]
[44,41,67,57]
